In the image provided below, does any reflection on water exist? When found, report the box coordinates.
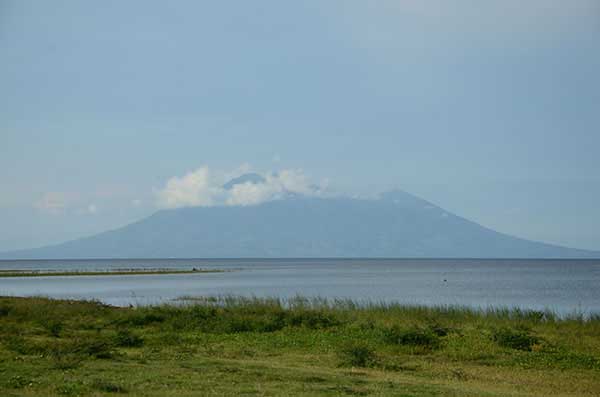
[1,258,599,315]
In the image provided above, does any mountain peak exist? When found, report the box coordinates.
[378,190,439,210]
[223,173,266,190]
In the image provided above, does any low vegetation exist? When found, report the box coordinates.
[0,296,599,396]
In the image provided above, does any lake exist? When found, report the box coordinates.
[1,258,599,315]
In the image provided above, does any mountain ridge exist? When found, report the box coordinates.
[1,190,597,259]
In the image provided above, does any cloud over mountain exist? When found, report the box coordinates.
[156,166,325,209]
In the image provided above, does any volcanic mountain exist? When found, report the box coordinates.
[2,185,597,259]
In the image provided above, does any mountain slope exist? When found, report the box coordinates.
[2,191,597,259]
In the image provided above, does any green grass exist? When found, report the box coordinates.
[0,269,226,277]
[0,296,599,396]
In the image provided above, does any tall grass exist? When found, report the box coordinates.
[1,295,599,370]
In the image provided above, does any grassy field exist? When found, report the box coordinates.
[0,296,599,396]
[0,269,226,278]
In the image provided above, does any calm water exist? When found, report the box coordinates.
[1,258,599,315]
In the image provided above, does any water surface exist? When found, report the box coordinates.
[1,258,599,315]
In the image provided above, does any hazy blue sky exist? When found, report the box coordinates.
[1,1,599,251]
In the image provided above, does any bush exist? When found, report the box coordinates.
[1,335,52,355]
[0,304,10,317]
[221,315,285,333]
[70,337,114,359]
[492,327,540,351]
[51,354,83,370]
[2,335,31,355]
[44,321,64,337]
[92,379,127,393]
[122,311,166,327]
[165,306,218,331]
[165,305,341,334]
[6,375,30,389]
[55,381,85,396]
[286,310,339,329]
[114,329,144,347]
[338,343,378,368]
[427,323,453,337]
[383,325,441,349]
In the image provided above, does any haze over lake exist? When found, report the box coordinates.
[1,258,599,315]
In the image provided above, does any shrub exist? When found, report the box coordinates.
[165,306,218,331]
[1,335,52,355]
[0,304,10,317]
[213,308,340,333]
[2,335,30,355]
[55,381,85,396]
[218,312,286,333]
[158,331,186,345]
[51,354,83,370]
[168,305,342,334]
[122,311,166,327]
[383,325,440,349]
[114,329,144,347]
[45,321,64,337]
[492,327,540,351]
[188,305,219,321]
[338,343,378,368]
[92,379,127,393]
[427,323,453,337]
[71,337,114,359]
[286,310,339,329]
[6,375,30,389]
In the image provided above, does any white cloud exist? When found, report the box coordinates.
[275,169,314,195]
[226,182,276,206]
[156,166,224,208]
[156,166,326,209]
[88,204,98,214]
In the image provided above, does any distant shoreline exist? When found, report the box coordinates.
[0,268,227,278]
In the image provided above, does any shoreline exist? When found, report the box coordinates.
[1,294,598,319]
[0,268,227,278]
